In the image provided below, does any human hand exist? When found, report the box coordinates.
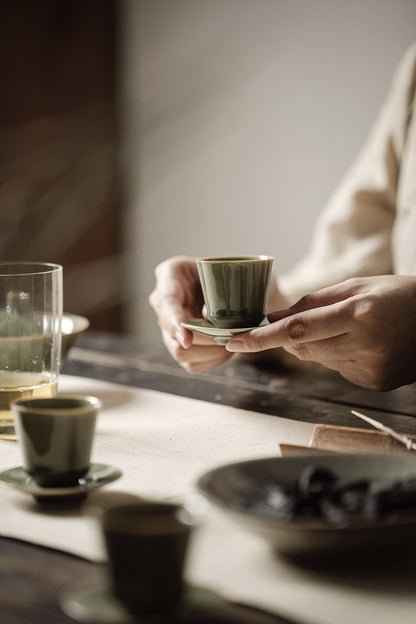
[149,256,233,373]
[226,276,416,390]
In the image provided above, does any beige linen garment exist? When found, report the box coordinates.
[279,43,416,303]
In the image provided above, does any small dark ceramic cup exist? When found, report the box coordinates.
[102,502,193,615]
[11,394,100,487]
[196,255,274,328]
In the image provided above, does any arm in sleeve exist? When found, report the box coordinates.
[279,43,416,304]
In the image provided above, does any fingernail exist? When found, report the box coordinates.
[226,339,247,352]
[176,328,186,348]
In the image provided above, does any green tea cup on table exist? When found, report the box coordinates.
[196,255,274,328]
[102,501,194,615]
[12,394,101,487]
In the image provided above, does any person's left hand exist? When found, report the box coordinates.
[226,275,416,390]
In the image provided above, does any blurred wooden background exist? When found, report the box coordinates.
[0,0,123,332]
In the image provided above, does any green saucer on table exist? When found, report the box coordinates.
[0,463,122,503]
[61,583,225,623]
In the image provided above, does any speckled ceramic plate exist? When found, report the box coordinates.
[197,453,416,558]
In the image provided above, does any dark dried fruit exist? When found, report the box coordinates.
[298,465,338,495]
[245,464,416,527]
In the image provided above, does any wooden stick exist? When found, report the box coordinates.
[351,410,416,452]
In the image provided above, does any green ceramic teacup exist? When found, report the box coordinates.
[12,394,101,488]
[102,502,193,614]
[196,255,274,329]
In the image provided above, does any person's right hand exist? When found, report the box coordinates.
[149,256,233,373]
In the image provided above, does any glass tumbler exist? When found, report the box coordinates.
[0,262,63,424]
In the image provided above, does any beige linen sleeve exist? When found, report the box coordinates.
[278,43,416,305]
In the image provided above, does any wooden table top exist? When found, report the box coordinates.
[65,331,416,432]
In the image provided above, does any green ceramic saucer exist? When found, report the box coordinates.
[0,463,122,502]
[61,313,90,359]
[181,319,269,345]
[61,583,225,623]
